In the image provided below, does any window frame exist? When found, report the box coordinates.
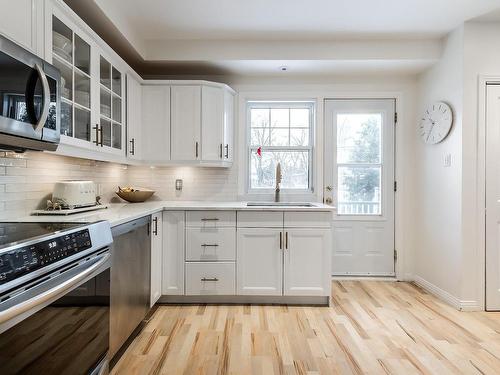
[246,100,315,195]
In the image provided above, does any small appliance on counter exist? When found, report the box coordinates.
[32,180,108,216]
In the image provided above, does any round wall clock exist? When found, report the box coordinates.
[419,101,453,144]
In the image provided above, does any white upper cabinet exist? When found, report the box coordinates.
[142,85,171,162]
[0,0,43,56]
[201,86,224,161]
[171,85,202,161]
[126,73,142,160]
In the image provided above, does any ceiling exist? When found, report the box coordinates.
[65,0,500,78]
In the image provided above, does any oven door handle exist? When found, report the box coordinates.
[33,63,51,133]
[0,252,110,325]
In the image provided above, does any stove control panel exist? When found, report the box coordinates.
[0,229,92,285]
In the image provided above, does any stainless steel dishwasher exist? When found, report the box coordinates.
[109,216,151,360]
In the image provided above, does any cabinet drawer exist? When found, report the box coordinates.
[284,211,332,228]
[186,211,236,227]
[237,211,283,228]
[186,227,236,261]
[185,262,235,295]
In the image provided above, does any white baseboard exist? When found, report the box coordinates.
[332,276,397,281]
[413,275,482,311]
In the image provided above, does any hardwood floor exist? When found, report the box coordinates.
[111,281,500,374]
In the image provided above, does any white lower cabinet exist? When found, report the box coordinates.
[185,262,235,295]
[162,211,185,295]
[158,210,332,302]
[283,228,332,296]
[237,228,283,295]
[150,212,162,306]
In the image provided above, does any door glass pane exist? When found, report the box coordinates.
[53,57,72,101]
[74,35,90,75]
[337,114,382,164]
[250,150,309,189]
[60,101,72,136]
[338,166,381,215]
[52,16,72,64]
[112,123,121,149]
[112,67,121,96]
[100,87,111,118]
[112,95,121,123]
[74,107,90,141]
[100,56,111,89]
[100,118,111,147]
[74,71,90,108]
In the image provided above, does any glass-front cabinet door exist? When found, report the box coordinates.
[51,15,94,147]
[98,55,124,153]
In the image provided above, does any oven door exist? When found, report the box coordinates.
[0,34,60,150]
[0,251,110,375]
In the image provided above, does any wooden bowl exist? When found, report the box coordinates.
[116,188,155,203]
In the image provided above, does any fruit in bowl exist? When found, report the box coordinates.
[116,186,155,203]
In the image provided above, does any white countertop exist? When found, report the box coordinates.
[13,201,335,227]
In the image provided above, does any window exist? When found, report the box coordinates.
[247,101,314,192]
[336,113,382,215]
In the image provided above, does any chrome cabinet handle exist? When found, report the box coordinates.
[153,217,158,235]
[129,138,135,155]
[0,253,110,325]
[201,244,219,247]
[201,218,219,221]
[201,277,219,282]
[195,141,199,158]
[279,232,283,249]
[224,144,229,159]
[220,143,223,159]
[99,126,103,147]
[33,63,50,132]
[285,231,289,250]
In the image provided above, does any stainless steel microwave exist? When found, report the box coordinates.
[0,34,60,152]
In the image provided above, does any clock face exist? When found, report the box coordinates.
[419,102,453,144]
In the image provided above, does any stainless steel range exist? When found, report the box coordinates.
[0,221,113,375]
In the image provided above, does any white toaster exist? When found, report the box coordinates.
[52,180,97,209]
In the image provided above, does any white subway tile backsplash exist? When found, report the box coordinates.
[0,151,239,219]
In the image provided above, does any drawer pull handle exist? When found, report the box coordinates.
[201,218,219,221]
[201,244,219,247]
[201,277,219,282]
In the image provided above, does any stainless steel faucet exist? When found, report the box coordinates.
[275,162,282,202]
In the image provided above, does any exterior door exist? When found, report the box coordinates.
[324,99,395,276]
[237,228,283,295]
[486,84,500,310]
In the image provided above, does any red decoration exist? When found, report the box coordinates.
[256,147,262,157]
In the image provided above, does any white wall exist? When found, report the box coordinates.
[461,21,500,306]
[414,27,464,300]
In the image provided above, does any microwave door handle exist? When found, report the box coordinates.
[33,63,51,132]
[0,252,110,326]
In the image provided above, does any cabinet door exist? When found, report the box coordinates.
[201,86,224,161]
[284,228,331,296]
[0,0,42,55]
[142,86,171,162]
[162,211,185,295]
[237,228,283,295]
[126,73,142,160]
[150,212,163,306]
[223,90,234,162]
[171,85,201,161]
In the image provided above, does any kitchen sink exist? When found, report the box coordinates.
[246,202,315,207]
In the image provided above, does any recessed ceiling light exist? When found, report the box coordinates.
[279,66,288,72]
